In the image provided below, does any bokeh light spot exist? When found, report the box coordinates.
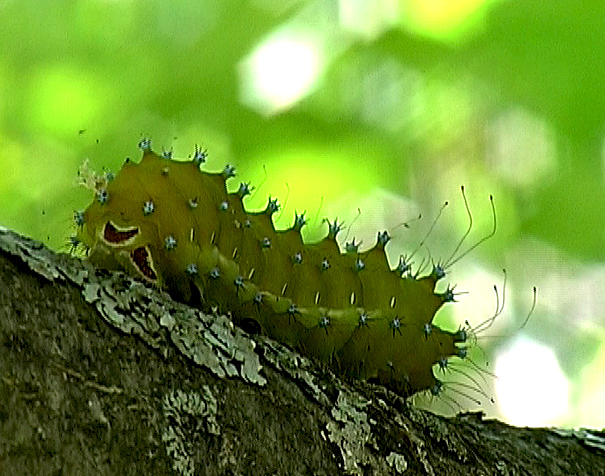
[338,0,400,39]
[240,33,323,115]
[495,337,569,426]
[401,0,495,41]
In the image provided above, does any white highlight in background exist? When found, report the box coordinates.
[495,337,569,426]
[239,33,323,115]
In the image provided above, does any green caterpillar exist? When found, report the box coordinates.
[76,140,469,397]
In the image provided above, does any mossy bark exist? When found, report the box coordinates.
[0,227,603,476]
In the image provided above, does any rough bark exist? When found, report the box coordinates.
[0,226,603,476]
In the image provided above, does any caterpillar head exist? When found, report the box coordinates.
[77,148,229,302]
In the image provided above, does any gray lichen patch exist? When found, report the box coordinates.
[324,389,378,475]
[0,227,266,387]
[259,337,330,406]
[88,271,266,385]
[386,452,408,473]
[162,386,220,476]
[0,226,64,282]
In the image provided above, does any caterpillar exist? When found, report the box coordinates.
[76,139,483,398]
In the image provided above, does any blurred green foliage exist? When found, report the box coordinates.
[0,0,603,428]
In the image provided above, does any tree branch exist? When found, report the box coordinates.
[0,226,603,476]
